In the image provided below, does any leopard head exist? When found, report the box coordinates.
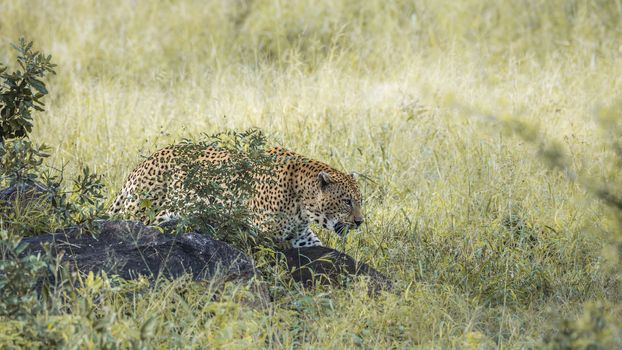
[305,170,364,236]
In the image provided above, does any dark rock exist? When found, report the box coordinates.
[0,182,48,207]
[282,246,393,294]
[17,218,393,297]
[20,220,257,283]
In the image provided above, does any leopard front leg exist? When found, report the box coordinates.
[290,227,323,248]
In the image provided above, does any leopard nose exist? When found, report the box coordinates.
[354,218,364,228]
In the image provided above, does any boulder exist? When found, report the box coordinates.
[20,220,257,283]
[16,218,393,295]
[0,182,47,208]
[282,246,393,294]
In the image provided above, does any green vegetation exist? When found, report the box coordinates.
[1,0,622,348]
[153,129,280,249]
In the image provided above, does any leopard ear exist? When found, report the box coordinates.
[318,171,333,189]
[350,171,359,180]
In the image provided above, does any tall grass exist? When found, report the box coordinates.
[1,0,622,348]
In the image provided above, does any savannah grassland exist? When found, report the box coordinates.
[2,0,622,348]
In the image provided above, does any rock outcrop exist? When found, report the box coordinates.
[20,220,257,283]
[283,246,393,294]
[16,217,392,294]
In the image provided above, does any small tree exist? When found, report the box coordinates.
[0,38,56,143]
[0,39,106,232]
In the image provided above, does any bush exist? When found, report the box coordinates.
[0,38,56,142]
[0,39,107,335]
[159,128,279,250]
[0,39,106,236]
[0,228,48,319]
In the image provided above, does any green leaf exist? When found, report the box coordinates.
[27,78,47,95]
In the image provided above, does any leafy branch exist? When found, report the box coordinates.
[0,38,56,142]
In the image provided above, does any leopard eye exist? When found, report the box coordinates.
[343,198,353,207]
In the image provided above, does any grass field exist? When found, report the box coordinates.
[2,0,622,348]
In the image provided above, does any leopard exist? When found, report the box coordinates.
[109,145,364,248]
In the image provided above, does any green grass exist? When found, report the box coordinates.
[2,0,622,348]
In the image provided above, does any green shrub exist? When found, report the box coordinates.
[0,39,106,235]
[0,39,109,341]
[160,128,279,250]
[0,38,55,143]
[0,228,48,319]
[543,303,615,350]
